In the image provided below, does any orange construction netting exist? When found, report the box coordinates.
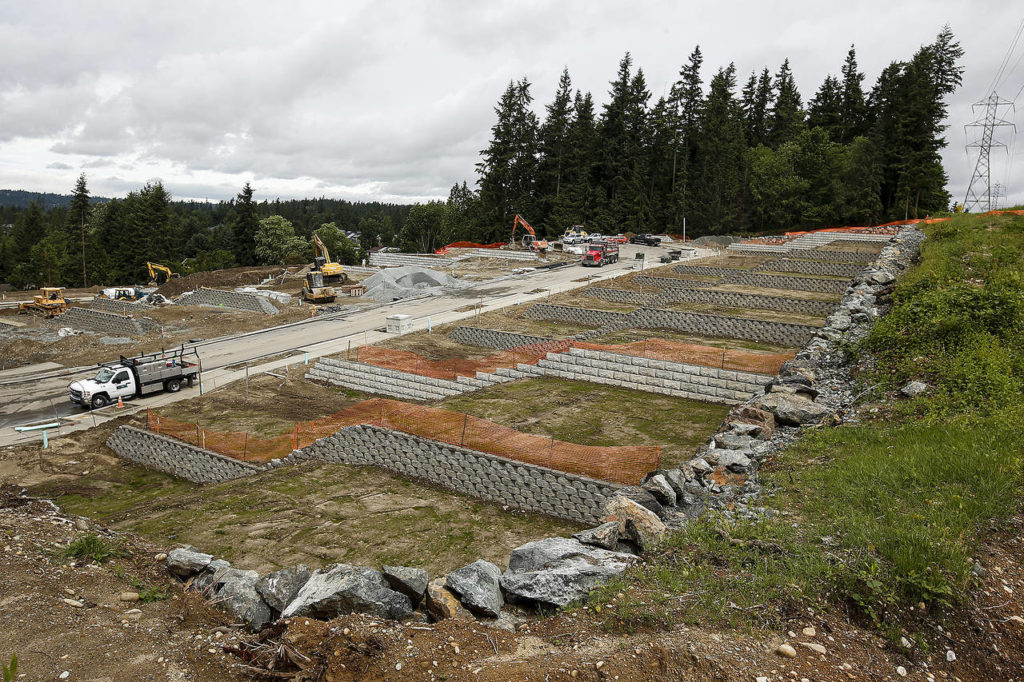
[148,398,659,485]
[434,241,508,254]
[356,337,789,379]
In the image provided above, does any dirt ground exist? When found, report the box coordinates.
[4,485,1020,681]
[154,265,288,298]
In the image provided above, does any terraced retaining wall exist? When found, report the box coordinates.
[753,258,863,278]
[448,326,554,350]
[787,249,875,263]
[176,287,279,315]
[106,426,260,483]
[632,275,716,291]
[524,303,819,347]
[90,297,144,314]
[55,306,157,336]
[584,287,835,317]
[730,272,849,294]
[275,424,620,524]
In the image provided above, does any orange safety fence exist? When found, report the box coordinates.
[148,399,659,485]
[434,241,508,254]
[355,337,790,379]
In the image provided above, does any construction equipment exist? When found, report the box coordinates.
[302,234,349,303]
[99,286,144,300]
[18,287,68,318]
[582,242,619,267]
[146,261,181,285]
[510,214,548,253]
[68,346,200,409]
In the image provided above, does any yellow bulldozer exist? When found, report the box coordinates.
[302,234,348,304]
[18,287,68,318]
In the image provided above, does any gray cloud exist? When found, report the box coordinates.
[1,0,1022,207]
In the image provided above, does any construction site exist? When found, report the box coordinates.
[10,219,1015,681]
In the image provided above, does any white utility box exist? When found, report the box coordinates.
[386,314,413,334]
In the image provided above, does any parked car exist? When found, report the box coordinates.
[611,234,628,244]
[629,233,662,246]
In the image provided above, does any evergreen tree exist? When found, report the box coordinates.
[838,46,868,142]
[808,75,843,139]
[667,46,704,228]
[691,64,746,233]
[476,78,539,239]
[535,68,575,227]
[549,91,601,230]
[231,182,260,265]
[769,59,805,146]
[65,173,91,287]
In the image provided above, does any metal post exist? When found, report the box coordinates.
[245,365,249,402]
[242,432,248,461]
[460,413,468,447]
[347,339,352,361]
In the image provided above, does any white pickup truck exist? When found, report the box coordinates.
[69,348,200,409]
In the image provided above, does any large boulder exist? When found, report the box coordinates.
[713,432,755,451]
[281,564,413,621]
[215,569,273,631]
[615,486,665,518]
[166,547,213,578]
[445,560,503,617]
[500,537,637,608]
[900,380,928,398]
[602,495,667,550]
[192,559,232,594]
[256,565,311,613]
[751,393,832,427]
[573,522,621,550]
[381,566,430,605]
[640,474,676,506]
[426,577,473,621]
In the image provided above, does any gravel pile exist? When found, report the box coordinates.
[360,266,472,302]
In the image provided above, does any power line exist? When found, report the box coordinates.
[990,19,1024,95]
[963,94,1016,212]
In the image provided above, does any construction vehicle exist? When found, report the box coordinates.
[510,214,548,253]
[560,225,589,244]
[18,287,68,318]
[582,242,619,267]
[302,234,348,303]
[99,286,144,300]
[68,347,200,409]
[146,261,181,285]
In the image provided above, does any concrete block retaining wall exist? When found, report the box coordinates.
[55,306,157,336]
[90,297,144,315]
[369,253,455,268]
[522,303,632,328]
[176,287,279,315]
[106,426,260,483]
[448,326,554,350]
[731,272,849,294]
[671,265,743,278]
[632,275,716,291]
[753,258,863,278]
[793,249,876,263]
[594,287,836,317]
[524,303,818,347]
[280,424,620,524]
[307,358,476,401]
[584,287,660,307]
[534,347,770,405]
[452,249,538,261]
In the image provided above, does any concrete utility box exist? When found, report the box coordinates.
[386,314,413,334]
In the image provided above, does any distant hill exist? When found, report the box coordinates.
[0,189,111,210]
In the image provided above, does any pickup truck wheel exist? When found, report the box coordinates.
[90,394,108,409]
[165,378,182,393]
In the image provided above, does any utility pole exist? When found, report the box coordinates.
[963,93,1016,212]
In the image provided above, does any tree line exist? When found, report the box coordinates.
[0,179,412,288]
[459,26,964,241]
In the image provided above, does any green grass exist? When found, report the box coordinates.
[61,534,127,564]
[585,212,1024,638]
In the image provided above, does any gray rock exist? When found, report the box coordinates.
[827,313,852,331]
[256,565,311,613]
[166,547,213,578]
[726,422,764,438]
[713,433,755,451]
[717,451,753,474]
[768,383,819,400]
[573,522,621,550]
[446,560,503,617]
[900,380,928,398]
[676,491,706,519]
[641,474,676,506]
[381,565,430,605]
[688,458,712,475]
[281,564,413,621]
[615,486,665,518]
[660,469,688,497]
[752,393,832,426]
[215,569,273,631]
[501,538,637,608]
[867,270,896,285]
[192,559,232,594]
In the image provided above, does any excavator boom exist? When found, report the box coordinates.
[510,214,547,253]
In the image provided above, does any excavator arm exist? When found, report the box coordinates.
[510,214,547,253]
[511,214,536,239]
[146,261,179,284]
[312,233,332,268]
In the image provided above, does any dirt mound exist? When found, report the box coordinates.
[156,266,286,298]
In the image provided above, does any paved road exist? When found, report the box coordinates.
[0,244,706,445]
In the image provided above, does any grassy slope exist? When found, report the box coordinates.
[587,212,1024,638]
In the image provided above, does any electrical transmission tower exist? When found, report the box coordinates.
[963,93,1015,212]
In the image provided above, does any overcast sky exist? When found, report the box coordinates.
[1,1,1022,211]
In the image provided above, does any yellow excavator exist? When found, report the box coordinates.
[302,234,348,303]
[146,261,181,285]
[18,287,68,318]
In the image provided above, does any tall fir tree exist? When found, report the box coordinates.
[808,74,843,139]
[769,59,805,147]
[667,45,704,229]
[535,68,575,228]
[838,46,868,142]
[65,173,91,287]
[691,64,746,234]
[231,182,260,265]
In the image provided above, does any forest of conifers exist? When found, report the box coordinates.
[0,27,962,288]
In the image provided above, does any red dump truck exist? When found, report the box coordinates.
[582,241,619,267]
